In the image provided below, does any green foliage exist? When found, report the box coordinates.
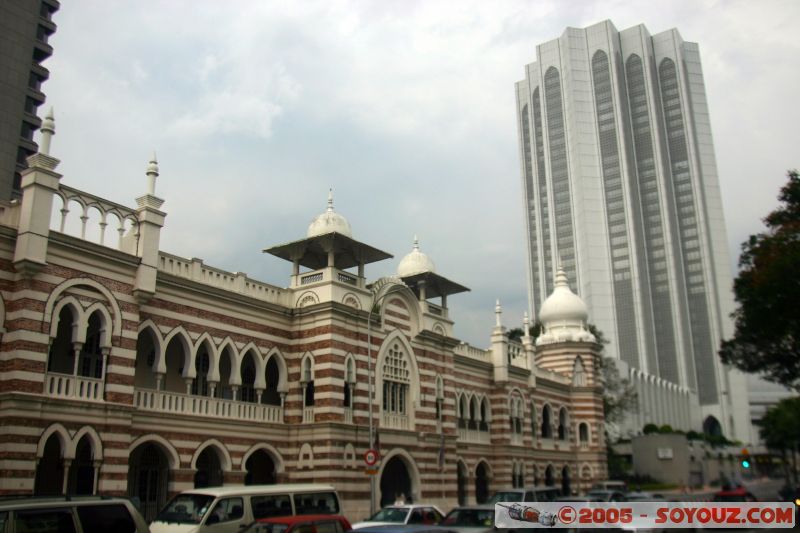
[643,423,659,435]
[507,328,524,342]
[658,424,675,434]
[720,171,800,390]
[599,355,638,424]
[686,430,701,440]
[760,396,800,451]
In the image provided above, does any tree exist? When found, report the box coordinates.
[719,171,800,390]
[759,397,800,486]
[643,423,659,435]
[588,325,638,426]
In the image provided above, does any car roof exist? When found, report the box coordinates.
[447,505,495,511]
[715,487,750,496]
[257,514,348,525]
[178,484,336,497]
[353,526,448,533]
[0,495,135,511]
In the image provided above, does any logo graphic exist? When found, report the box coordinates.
[500,504,558,527]
[558,506,576,525]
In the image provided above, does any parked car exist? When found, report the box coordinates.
[624,491,666,502]
[150,484,340,533]
[439,505,497,533]
[0,495,149,532]
[243,513,351,533]
[712,487,757,502]
[591,481,627,492]
[349,525,458,533]
[351,504,444,529]
[585,490,627,502]
[553,496,603,503]
[487,486,562,503]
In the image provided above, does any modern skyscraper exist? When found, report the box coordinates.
[514,20,749,440]
[0,0,59,199]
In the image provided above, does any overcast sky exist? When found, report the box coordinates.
[42,1,799,347]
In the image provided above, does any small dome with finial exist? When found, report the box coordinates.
[397,236,436,277]
[307,190,353,238]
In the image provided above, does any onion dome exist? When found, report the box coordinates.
[397,236,436,277]
[307,190,353,238]
[537,266,595,345]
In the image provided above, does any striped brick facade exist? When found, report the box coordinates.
[0,145,606,521]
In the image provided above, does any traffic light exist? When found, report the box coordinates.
[741,448,751,469]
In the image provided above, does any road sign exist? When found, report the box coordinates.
[365,468,378,476]
[364,448,379,466]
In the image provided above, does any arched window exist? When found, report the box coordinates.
[479,397,489,432]
[382,343,410,416]
[579,422,590,445]
[343,356,355,408]
[458,394,467,428]
[510,395,522,436]
[263,356,281,406]
[302,356,315,408]
[192,350,210,396]
[48,306,77,374]
[541,404,553,438]
[558,407,568,441]
[435,375,444,423]
[530,401,538,440]
[469,396,478,430]
[240,353,257,403]
[79,312,104,378]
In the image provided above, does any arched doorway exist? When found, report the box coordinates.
[195,447,223,488]
[35,434,64,495]
[245,449,276,485]
[68,436,95,495]
[380,455,412,507]
[561,465,571,495]
[457,461,467,506]
[545,464,555,486]
[128,443,169,522]
[703,415,722,437]
[475,462,490,504]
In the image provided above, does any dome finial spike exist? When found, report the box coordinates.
[39,106,55,155]
[495,299,502,327]
[413,234,419,250]
[327,188,334,212]
[523,311,530,338]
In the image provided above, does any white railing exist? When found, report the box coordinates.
[158,253,287,306]
[382,412,409,430]
[511,433,523,446]
[337,272,357,284]
[134,388,283,423]
[45,373,104,401]
[52,185,140,255]
[300,272,324,285]
[343,408,353,424]
[458,427,491,444]
[303,406,315,423]
[453,343,491,362]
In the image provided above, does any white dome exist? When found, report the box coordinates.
[307,190,353,238]
[397,236,436,277]
[539,268,588,324]
[536,266,595,346]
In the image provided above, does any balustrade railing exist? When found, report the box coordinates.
[381,412,409,430]
[303,406,315,423]
[300,272,324,285]
[344,408,353,424]
[45,373,104,401]
[158,253,286,306]
[458,427,491,444]
[134,388,283,423]
[52,185,140,255]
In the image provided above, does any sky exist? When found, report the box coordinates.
[41,0,800,347]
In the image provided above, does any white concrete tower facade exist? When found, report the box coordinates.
[515,20,749,441]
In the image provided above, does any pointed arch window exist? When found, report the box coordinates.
[302,356,315,408]
[343,356,355,409]
[382,343,409,416]
[435,375,444,423]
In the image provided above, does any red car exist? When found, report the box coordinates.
[713,487,758,502]
[245,514,352,533]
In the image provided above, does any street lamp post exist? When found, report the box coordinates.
[366,282,405,516]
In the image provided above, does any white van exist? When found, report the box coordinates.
[149,484,340,533]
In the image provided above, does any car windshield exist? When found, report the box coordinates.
[487,491,522,504]
[156,494,215,524]
[442,509,495,527]
[368,507,409,522]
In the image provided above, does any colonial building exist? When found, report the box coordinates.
[0,116,605,521]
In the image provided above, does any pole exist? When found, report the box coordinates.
[367,309,375,516]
